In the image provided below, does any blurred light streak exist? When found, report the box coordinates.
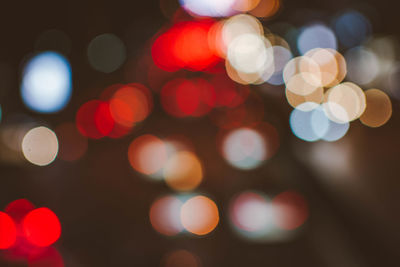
[21,51,72,113]
[22,126,59,166]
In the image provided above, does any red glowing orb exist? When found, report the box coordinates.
[152,20,220,72]
[23,208,61,247]
[0,211,17,249]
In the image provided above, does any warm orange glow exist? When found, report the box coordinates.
[180,196,219,236]
[286,87,324,109]
[128,135,168,175]
[360,89,392,127]
[233,0,261,12]
[163,151,203,191]
[249,0,280,18]
[109,84,151,127]
[324,82,366,123]
[162,249,201,267]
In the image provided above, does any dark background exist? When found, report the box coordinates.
[0,0,399,266]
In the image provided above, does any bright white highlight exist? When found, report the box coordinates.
[179,0,237,17]
[222,128,266,170]
[21,51,72,113]
[22,126,59,166]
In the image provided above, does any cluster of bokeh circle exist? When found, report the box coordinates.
[0,0,397,265]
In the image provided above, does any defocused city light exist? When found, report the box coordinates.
[23,208,61,247]
[88,33,127,73]
[21,51,72,113]
[22,126,59,166]
[180,195,219,236]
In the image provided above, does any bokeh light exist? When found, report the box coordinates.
[272,191,309,230]
[180,195,219,236]
[162,249,201,267]
[221,127,267,170]
[0,211,17,249]
[76,100,121,139]
[229,190,308,242]
[128,134,168,177]
[109,83,153,127]
[297,24,337,55]
[88,33,127,73]
[161,78,216,118]
[345,47,379,85]
[303,48,346,87]
[152,20,220,72]
[4,199,35,223]
[22,126,59,166]
[290,103,350,142]
[179,0,236,17]
[286,87,324,110]
[229,191,285,242]
[360,89,392,127]
[232,0,260,12]
[21,51,72,113]
[283,56,322,96]
[333,10,371,48]
[230,191,274,233]
[324,82,366,123]
[249,0,280,18]
[267,45,292,85]
[23,208,61,247]
[149,195,184,236]
[163,151,203,191]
